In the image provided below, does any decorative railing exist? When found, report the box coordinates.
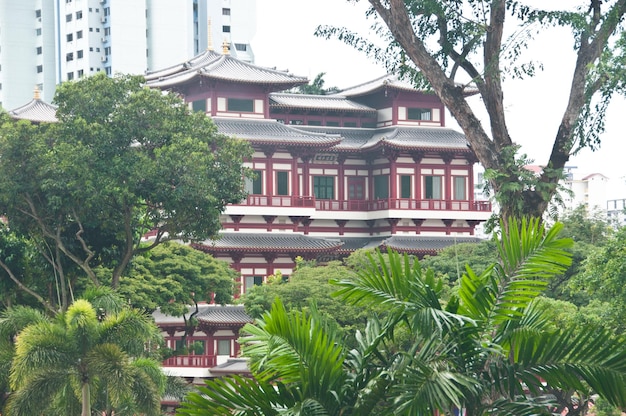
[162,355,217,368]
[235,195,491,212]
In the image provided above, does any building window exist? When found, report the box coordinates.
[77,69,84,78]
[373,175,389,199]
[77,50,83,59]
[217,339,231,355]
[400,175,412,198]
[104,46,110,55]
[89,27,93,32]
[424,176,442,199]
[89,47,93,51]
[76,30,83,39]
[244,170,263,195]
[234,43,247,51]
[227,98,253,112]
[244,276,263,293]
[67,72,74,80]
[192,99,206,113]
[276,171,289,196]
[407,108,432,121]
[344,121,357,127]
[75,11,83,19]
[222,25,231,33]
[105,67,111,75]
[326,121,340,126]
[453,176,466,200]
[66,52,73,61]
[36,46,42,55]
[313,176,334,200]
[222,8,231,15]
[36,65,43,73]
[96,28,100,32]
[66,14,72,22]
[66,33,73,42]
[104,27,111,36]
[289,120,303,125]
[35,9,41,18]
[36,28,42,36]
[307,120,322,126]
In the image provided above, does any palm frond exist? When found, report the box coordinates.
[5,368,74,416]
[241,298,346,410]
[10,321,75,389]
[177,375,295,416]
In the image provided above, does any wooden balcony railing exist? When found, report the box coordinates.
[235,195,491,212]
[162,354,217,368]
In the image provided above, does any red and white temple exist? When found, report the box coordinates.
[144,46,492,296]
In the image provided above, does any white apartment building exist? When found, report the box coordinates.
[0,0,256,110]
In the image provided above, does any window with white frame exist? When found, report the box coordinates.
[453,176,466,200]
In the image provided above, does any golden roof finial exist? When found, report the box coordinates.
[33,85,41,100]
[207,18,213,51]
[222,39,230,55]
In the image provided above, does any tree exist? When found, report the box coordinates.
[568,226,626,329]
[178,219,626,415]
[0,73,252,311]
[317,0,626,218]
[3,296,165,416]
[176,298,395,415]
[118,242,237,315]
[242,257,378,336]
[297,72,340,95]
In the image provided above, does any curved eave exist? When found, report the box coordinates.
[191,243,343,254]
[270,104,378,115]
[248,138,342,147]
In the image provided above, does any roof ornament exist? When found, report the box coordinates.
[222,39,230,55]
[207,18,213,50]
[33,85,41,100]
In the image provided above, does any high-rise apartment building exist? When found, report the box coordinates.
[0,0,256,110]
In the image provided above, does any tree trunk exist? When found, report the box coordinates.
[81,382,90,416]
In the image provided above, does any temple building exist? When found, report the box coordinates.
[145,46,492,296]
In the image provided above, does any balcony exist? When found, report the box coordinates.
[234,195,491,212]
[162,354,216,368]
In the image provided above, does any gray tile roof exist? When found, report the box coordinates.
[213,118,342,147]
[194,233,344,252]
[295,125,470,153]
[210,358,250,375]
[269,93,377,113]
[337,237,386,252]
[197,305,253,325]
[383,235,483,253]
[145,51,308,90]
[8,99,58,123]
[335,74,478,98]
[152,304,252,326]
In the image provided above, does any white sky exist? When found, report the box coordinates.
[252,0,626,197]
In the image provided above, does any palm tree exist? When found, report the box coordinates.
[178,218,626,415]
[335,218,626,415]
[4,298,165,416]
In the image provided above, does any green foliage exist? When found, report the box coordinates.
[316,0,626,218]
[180,219,626,415]
[296,72,340,95]
[0,73,251,310]
[3,296,164,416]
[118,242,236,315]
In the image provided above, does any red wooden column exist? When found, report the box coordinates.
[467,155,477,203]
[388,152,399,201]
[412,151,424,202]
[302,155,312,196]
[442,153,453,203]
[263,146,276,197]
[290,150,301,197]
[338,155,347,203]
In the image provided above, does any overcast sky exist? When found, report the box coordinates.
[252,0,626,197]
